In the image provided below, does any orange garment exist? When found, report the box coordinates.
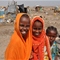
[5,13,32,60]
[31,16,52,60]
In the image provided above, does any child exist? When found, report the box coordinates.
[46,26,58,60]
[30,16,52,60]
[5,13,32,60]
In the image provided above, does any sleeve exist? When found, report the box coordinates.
[45,36,52,60]
[55,42,58,55]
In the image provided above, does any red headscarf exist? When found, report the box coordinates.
[5,13,32,60]
[31,16,52,60]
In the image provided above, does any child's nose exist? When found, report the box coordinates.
[36,30,39,32]
[50,37,53,40]
[23,27,26,30]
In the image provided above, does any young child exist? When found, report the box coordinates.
[30,16,52,60]
[46,26,58,60]
[5,13,32,60]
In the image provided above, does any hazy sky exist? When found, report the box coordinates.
[0,0,60,6]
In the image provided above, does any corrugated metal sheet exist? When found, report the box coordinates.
[7,1,16,13]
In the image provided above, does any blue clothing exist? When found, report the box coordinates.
[51,41,58,60]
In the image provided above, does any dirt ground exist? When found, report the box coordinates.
[0,6,60,60]
[0,23,14,60]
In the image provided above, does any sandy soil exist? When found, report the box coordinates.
[0,24,14,60]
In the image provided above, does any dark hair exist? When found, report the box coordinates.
[21,14,30,19]
[34,20,43,24]
[46,26,58,35]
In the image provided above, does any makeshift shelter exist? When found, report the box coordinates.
[54,6,60,13]
[35,5,42,12]
[17,4,27,13]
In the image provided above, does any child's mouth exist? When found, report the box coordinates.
[22,31,26,34]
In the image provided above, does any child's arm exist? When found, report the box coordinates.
[55,56,58,60]
[45,36,52,60]
[29,51,34,60]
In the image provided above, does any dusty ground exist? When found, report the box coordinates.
[0,6,60,60]
[0,23,14,60]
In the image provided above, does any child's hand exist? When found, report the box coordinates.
[55,56,58,60]
[29,52,34,60]
[29,55,33,59]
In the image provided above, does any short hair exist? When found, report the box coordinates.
[21,14,29,18]
[46,26,58,35]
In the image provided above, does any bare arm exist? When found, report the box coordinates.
[45,36,52,60]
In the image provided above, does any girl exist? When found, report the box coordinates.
[5,13,32,60]
[30,16,52,60]
[46,26,58,60]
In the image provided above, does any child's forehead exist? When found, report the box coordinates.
[49,30,56,32]
[33,21,42,26]
[48,30,57,35]
[20,17,30,22]
[21,16,29,19]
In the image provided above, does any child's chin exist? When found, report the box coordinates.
[34,35,39,37]
[50,41,53,43]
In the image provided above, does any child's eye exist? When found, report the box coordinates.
[33,28,42,30]
[33,28,37,30]
[26,25,30,27]
[52,36,56,38]
[20,24,24,27]
[38,28,41,30]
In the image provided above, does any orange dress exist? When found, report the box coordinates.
[5,13,32,60]
[31,16,52,60]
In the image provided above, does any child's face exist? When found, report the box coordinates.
[32,21,43,37]
[47,30,57,44]
[19,16,30,37]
